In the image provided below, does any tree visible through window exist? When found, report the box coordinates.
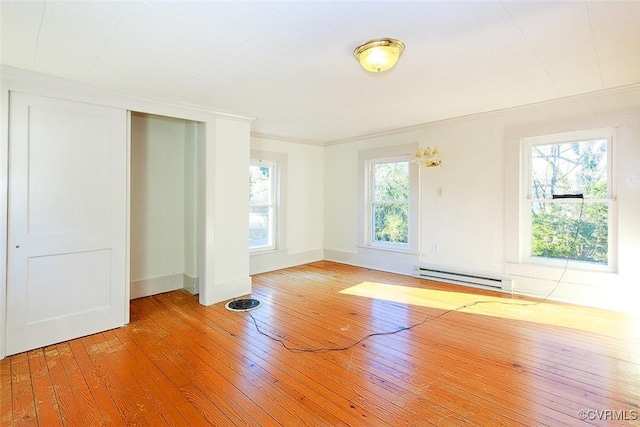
[371,159,409,245]
[528,137,610,265]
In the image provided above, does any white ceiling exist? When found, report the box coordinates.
[1,1,639,144]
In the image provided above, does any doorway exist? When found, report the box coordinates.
[130,112,204,299]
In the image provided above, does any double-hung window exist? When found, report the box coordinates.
[358,144,419,253]
[249,160,276,251]
[522,129,614,270]
[370,157,410,247]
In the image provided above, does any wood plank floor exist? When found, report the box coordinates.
[2,261,639,426]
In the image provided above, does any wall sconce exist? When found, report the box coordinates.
[411,147,441,167]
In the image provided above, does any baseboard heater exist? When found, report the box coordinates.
[414,265,513,292]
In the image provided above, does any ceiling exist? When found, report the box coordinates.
[1,1,639,144]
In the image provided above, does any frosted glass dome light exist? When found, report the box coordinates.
[354,38,405,73]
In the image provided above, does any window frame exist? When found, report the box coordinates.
[368,155,411,249]
[358,144,419,254]
[249,159,276,252]
[249,150,287,254]
[521,128,616,272]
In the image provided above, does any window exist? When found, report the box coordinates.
[249,150,287,253]
[370,158,410,246]
[358,144,419,253]
[249,160,276,251]
[523,129,614,269]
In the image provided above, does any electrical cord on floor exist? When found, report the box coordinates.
[245,198,585,353]
[247,311,422,353]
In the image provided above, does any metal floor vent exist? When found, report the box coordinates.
[225,298,262,312]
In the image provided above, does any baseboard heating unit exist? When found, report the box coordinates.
[414,265,513,292]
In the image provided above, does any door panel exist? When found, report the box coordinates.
[27,105,112,234]
[26,250,112,323]
[6,92,127,356]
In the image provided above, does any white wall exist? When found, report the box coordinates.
[203,118,253,304]
[324,86,640,312]
[183,121,204,293]
[250,136,325,274]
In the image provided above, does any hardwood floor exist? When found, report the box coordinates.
[2,261,639,426]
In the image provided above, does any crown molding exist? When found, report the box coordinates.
[4,65,637,146]
[323,84,640,147]
[0,65,255,123]
[251,132,324,146]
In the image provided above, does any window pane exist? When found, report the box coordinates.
[373,161,409,202]
[531,201,608,264]
[249,162,275,250]
[249,206,272,248]
[373,202,408,244]
[249,165,273,205]
[531,139,607,199]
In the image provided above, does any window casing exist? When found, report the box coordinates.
[249,160,277,252]
[522,129,615,271]
[358,145,419,254]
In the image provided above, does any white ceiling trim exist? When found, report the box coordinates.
[0,65,255,124]
[250,132,325,147]
[323,83,640,147]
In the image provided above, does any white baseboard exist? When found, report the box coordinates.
[130,273,184,300]
[199,275,253,306]
[250,248,324,275]
[183,274,199,295]
[323,248,418,277]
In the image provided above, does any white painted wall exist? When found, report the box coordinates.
[249,136,325,274]
[184,121,204,293]
[324,86,640,312]
[202,118,253,304]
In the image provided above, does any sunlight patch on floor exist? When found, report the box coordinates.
[340,281,636,338]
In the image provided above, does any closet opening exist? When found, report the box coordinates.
[130,112,205,299]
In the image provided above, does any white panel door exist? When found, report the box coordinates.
[6,92,127,356]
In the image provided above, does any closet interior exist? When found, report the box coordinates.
[130,112,204,299]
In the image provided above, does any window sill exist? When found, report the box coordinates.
[520,256,614,273]
[357,245,419,255]
[506,261,617,286]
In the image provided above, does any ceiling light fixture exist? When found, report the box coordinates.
[353,38,405,73]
